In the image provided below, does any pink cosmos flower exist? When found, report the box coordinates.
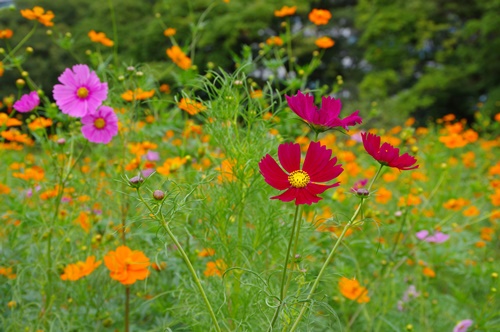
[416,230,450,243]
[81,105,118,144]
[453,319,473,332]
[285,90,362,132]
[361,132,418,170]
[13,91,39,113]
[53,64,108,118]
[259,141,343,205]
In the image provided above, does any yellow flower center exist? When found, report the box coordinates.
[288,170,310,188]
[94,118,106,129]
[77,87,89,99]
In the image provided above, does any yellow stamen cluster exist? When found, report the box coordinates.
[288,170,310,188]
[94,118,106,129]
[77,87,89,99]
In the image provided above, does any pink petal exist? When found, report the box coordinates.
[295,188,321,205]
[271,188,297,202]
[302,141,331,176]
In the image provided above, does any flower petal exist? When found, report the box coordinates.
[278,142,301,173]
[302,141,331,176]
[259,155,290,190]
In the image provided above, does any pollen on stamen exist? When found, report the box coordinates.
[288,170,310,188]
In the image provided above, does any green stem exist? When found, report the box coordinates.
[289,165,384,331]
[136,190,222,332]
[268,204,300,331]
[283,207,303,298]
[108,0,119,68]
[9,24,37,57]
[125,286,130,332]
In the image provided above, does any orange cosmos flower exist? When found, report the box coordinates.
[274,5,297,17]
[422,266,436,278]
[315,36,335,48]
[308,9,332,25]
[163,28,176,37]
[20,6,55,27]
[491,189,500,206]
[0,29,13,39]
[443,198,469,211]
[0,183,10,195]
[266,36,284,46]
[0,113,22,127]
[203,259,227,277]
[166,46,192,70]
[0,266,16,279]
[159,83,171,94]
[12,166,45,181]
[463,206,480,217]
[178,97,206,115]
[198,248,216,257]
[1,129,34,145]
[88,30,114,47]
[28,117,53,131]
[121,88,155,102]
[0,61,4,77]
[104,246,150,285]
[439,133,468,148]
[157,156,187,176]
[338,277,369,303]
[60,256,102,281]
[495,112,500,122]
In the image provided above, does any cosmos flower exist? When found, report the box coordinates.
[104,245,150,285]
[166,46,192,70]
[81,105,118,144]
[361,132,418,170]
[60,256,102,281]
[20,6,55,27]
[285,90,362,133]
[53,64,108,118]
[13,91,39,113]
[259,141,343,205]
[274,5,297,17]
[308,9,332,25]
[315,36,335,49]
[453,319,473,332]
[415,230,450,243]
[338,277,370,303]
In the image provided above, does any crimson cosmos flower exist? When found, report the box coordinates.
[361,132,418,170]
[259,141,344,205]
[285,90,362,132]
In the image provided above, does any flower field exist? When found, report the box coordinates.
[1,2,499,332]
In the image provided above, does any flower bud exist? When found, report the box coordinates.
[129,175,144,188]
[46,30,53,36]
[26,46,34,54]
[153,190,165,200]
[21,71,29,77]
[15,79,25,89]
[57,138,66,145]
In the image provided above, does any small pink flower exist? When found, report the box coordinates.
[53,64,108,118]
[81,105,118,144]
[416,230,450,243]
[285,90,362,133]
[13,91,39,113]
[453,319,473,332]
[361,132,418,170]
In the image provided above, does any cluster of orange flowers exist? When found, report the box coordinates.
[166,46,192,70]
[266,36,284,47]
[0,266,16,279]
[438,117,478,148]
[20,6,54,27]
[88,30,114,47]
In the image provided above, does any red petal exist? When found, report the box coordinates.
[259,155,290,190]
[306,182,339,195]
[278,142,301,173]
[271,188,298,202]
[295,188,321,205]
[302,141,331,176]
[362,132,380,160]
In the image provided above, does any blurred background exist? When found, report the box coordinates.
[1,0,500,125]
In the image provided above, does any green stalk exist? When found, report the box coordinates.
[289,165,384,331]
[268,204,300,331]
[136,190,222,332]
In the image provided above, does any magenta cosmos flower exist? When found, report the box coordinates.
[81,105,118,144]
[53,64,108,118]
[259,141,344,205]
[285,90,362,132]
[361,132,418,170]
[453,319,473,332]
[13,91,39,113]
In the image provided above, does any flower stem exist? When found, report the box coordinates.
[289,165,383,331]
[125,286,130,332]
[268,204,300,331]
[136,190,222,332]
